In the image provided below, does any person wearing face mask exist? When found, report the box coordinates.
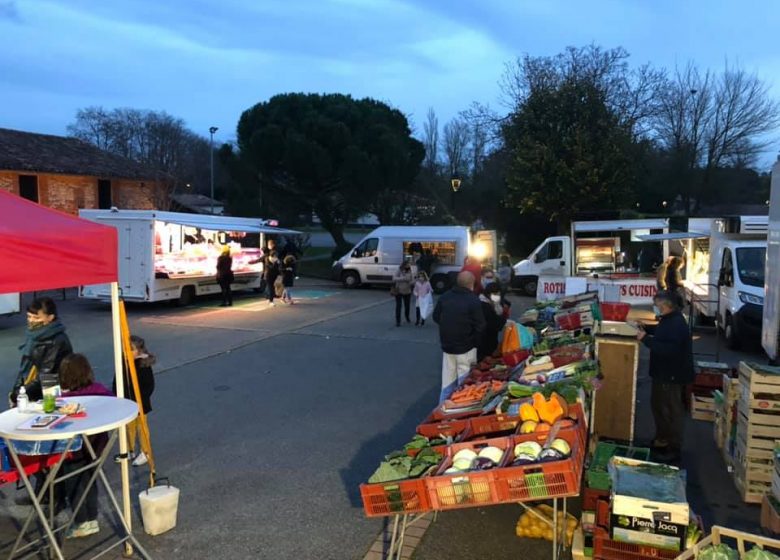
[477,283,507,361]
[482,267,497,291]
[637,291,694,464]
[392,261,414,327]
[10,297,73,405]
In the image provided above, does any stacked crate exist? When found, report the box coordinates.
[714,375,740,467]
[690,362,729,422]
[761,446,780,534]
[734,362,780,503]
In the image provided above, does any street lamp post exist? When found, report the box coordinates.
[450,175,462,223]
[209,126,218,214]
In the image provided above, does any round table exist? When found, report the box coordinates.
[0,396,151,560]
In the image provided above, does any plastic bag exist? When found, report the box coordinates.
[418,293,434,319]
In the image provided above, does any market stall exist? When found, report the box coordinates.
[359,288,780,560]
[0,189,141,556]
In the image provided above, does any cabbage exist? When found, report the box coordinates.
[697,544,738,560]
[743,547,780,560]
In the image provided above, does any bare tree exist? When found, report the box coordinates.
[470,120,488,176]
[442,117,471,177]
[654,62,780,212]
[69,107,216,209]
[422,107,439,171]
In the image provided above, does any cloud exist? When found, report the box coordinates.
[0,0,20,21]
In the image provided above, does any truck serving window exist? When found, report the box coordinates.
[736,247,766,288]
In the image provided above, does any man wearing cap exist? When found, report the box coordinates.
[637,290,694,463]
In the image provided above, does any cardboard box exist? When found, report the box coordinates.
[610,458,689,526]
[610,513,686,551]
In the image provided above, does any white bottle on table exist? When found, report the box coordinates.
[17,386,28,413]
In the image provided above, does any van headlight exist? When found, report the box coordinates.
[739,292,764,305]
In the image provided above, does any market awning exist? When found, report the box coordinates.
[79,209,301,235]
[637,232,709,241]
[573,219,669,233]
[0,190,118,294]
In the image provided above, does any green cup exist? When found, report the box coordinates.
[43,394,56,414]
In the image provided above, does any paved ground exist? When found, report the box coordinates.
[0,285,768,559]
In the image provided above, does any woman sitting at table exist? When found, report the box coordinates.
[58,354,113,539]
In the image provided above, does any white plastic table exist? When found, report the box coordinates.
[0,396,152,560]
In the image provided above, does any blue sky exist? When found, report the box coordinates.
[1,0,779,168]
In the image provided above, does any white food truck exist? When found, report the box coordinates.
[763,159,780,362]
[78,209,299,305]
[332,226,497,293]
[682,216,766,348]
[513,219,670,305]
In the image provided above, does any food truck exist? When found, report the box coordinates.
[78,209,299,305]
[513,219,670,304]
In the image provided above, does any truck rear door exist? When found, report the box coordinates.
[118,220,151,300]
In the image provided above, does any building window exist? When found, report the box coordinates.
[98,179,112,209]
[19,175,38,202]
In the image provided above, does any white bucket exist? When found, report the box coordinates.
[139,484,180,536]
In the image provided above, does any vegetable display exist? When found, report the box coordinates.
[697,544,739,560]
[743,548,780,560]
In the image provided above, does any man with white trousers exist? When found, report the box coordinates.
[433,271,486,402]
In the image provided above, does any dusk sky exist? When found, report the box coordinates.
[2,0,779,168]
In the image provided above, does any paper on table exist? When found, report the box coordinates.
[16,414,67,430]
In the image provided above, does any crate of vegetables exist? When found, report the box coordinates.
[416,418,469,440]
[426,437,509,510]
[427,381,505,422]
[495,425,584,502]
[457,412,525,442]
[360,444,444,517]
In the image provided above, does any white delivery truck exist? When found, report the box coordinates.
[513,219,669,304]
[763,159,780,362]
[680,216,766,348]
[0,293,20,316]
[332,226,497,293]
[78,209,299,305]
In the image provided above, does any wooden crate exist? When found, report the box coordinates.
[733,462,771,503]
[691,394,716,422]
[723,375,740,402]
[739,362,780,411]
[772,468,780,502]
[714,414,724,450]
[676,525,780,560]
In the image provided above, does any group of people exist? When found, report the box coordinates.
[216,237,297,307]
[8,298,156,539]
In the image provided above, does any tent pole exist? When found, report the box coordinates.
[112,282,134,556]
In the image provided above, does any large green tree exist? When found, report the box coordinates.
[501,46,662,231]
[227,93,424,250]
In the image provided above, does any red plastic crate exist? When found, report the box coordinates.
[360,478,432,517]
[502,350,530,368]
[495,426,585,502]
[459,414,523,442]
[593,527,678,560]
[600,302,631,322]
[426,437,510,510]
[556,313,582,331]
[550,345,585,368]
[0,453,72,486]
[416,418,469,439]
[582,486,610,512]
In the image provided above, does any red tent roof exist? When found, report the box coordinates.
[0,190,117,294]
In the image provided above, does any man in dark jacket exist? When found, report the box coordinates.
[637,290,694,463]
[433,271,486,402]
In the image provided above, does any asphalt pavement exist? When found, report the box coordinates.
[0,286,769,559]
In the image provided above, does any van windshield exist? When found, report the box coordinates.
[736,247,766,288]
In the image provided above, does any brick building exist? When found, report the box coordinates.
[0,127,166,214]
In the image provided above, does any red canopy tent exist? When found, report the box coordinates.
[0,189,137,548]
[0,189,117,292]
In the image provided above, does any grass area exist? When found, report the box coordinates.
[298,256,335,280]
[303,246,334,259]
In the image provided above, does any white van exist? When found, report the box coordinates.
[332,226,497,293]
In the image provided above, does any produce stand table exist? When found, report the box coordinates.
[362,410,587,560]
[0,396,152,560]
[592,337,639,443]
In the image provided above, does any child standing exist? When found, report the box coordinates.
[413,271,433,326]
[282,255,296,304]
[114,335,155,467]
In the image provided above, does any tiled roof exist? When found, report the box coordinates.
[0,127,161,180]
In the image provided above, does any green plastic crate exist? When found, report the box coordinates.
[585,442,651,490]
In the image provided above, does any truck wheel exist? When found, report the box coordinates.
[523,278,538,298]
[431,274,450,294]
[342,271,360,289]
[724,314,741,350]
[177,286,196,307]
